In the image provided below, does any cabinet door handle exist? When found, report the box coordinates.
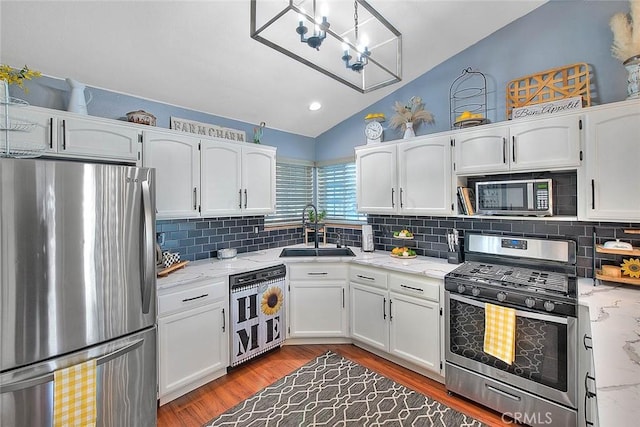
[193,187,198,210]
[49,117,54,149]
[62,119,67,150]
[342,288,345,308]
[239,189,243,209]
[512,136,516,163]
[502,137,506,164]
[391,188,395,208]
[383,297,386,319]
[400,284,424,293]
[400,188,404,208]
[182,293,208,303]
[585,372,596,398]
[222,308,226,332]
[583,333,593,350]
[389,299,393,321]
[244,189,247,209]
[591,179,595,209]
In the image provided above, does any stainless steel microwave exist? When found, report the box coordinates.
[475,178,552,216]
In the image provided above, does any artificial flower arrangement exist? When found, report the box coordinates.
[0,64,41,93]
[610,0,640,62]
[389,96,434,132]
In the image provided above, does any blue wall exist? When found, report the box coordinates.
[315,0,630,162]
[12,75,316,161]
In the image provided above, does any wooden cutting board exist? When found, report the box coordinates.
[157,260,189,277]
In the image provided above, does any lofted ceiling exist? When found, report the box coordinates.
[0,0,546,137]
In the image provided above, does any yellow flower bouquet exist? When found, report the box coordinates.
[0,64,42,93]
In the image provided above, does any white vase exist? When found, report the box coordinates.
[403,122,415,139]
[623,55,640,100]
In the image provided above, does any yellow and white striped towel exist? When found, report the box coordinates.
[53,359,97,427]
[483,303,516,365]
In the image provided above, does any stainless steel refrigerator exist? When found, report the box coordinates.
[0,158,157,426]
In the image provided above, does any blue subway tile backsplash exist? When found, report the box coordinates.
[158,214,639,278]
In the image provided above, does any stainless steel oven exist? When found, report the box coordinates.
[444,234,578,426]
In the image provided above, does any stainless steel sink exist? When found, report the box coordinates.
[279,247,356,257]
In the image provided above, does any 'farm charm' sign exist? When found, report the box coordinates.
[170,117,246,142]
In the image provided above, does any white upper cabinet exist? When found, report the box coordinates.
[144,129,276,219]
[453,114,582,175]
[143,131,201,219]
[356,135,454,215]
[9,106,140,162]
[397,135,453,215]
[201,142,276,217]
[453,126,510,175]
[582,100,640,221]
[356,144,397,214]
[60,115,140,161]
[201,142,243,216]
[509,115,582,171]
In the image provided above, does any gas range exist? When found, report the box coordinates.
[444,234,578,317]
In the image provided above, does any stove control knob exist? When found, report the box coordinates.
[471,287,481,297]
[457,284,466,294]
[497,292,507,302]
[543,301,555,312]
[525,297,536,308]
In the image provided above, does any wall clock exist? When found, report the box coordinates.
[365,121,383,144]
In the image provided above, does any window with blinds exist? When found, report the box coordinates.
[265,161,313,225]
[317,162,365,223]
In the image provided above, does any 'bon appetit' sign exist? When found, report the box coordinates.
[512,96,583,120]
[170,117,246,142]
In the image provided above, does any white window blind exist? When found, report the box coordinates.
[265,161,313,225]
[317,162,365,222]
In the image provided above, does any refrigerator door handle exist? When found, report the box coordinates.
[141,178,154,314]
[0,339,144,394]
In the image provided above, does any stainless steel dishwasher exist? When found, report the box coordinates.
[229,264,286,367]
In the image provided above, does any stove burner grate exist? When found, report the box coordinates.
[452,261,569,295]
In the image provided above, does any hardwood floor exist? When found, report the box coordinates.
[157,344,510,426]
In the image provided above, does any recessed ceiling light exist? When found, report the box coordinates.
[309,102,322,111]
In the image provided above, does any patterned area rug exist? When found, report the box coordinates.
[204,351,485,427]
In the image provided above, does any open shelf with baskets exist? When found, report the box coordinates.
[592,227,640,286]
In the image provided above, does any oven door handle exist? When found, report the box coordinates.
[447,292,569,324]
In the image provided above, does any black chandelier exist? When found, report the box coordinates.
[342,1,370,72]
[250,0,402,93]
[296,0,329,50]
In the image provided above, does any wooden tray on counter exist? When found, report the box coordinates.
[157,260,189,277]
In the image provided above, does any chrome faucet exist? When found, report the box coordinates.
[302,203,319,249]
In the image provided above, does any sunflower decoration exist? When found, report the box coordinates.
[261,286,283,315]
[621,258,640,278]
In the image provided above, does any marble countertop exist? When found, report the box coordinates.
[157,244,458,291]
[578,278,640,427]
[158,246,639,425]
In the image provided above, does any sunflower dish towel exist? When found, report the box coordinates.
[484,303,516,365]
[53,359,97,427]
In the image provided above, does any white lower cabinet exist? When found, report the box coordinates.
[349,266,442,374]
[157,279,228,405]
[578,304,599,427]
[388,291,440,372]
[287,263,348,338]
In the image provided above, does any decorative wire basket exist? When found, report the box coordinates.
[1,80,46,158]
[449,67,489,129]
